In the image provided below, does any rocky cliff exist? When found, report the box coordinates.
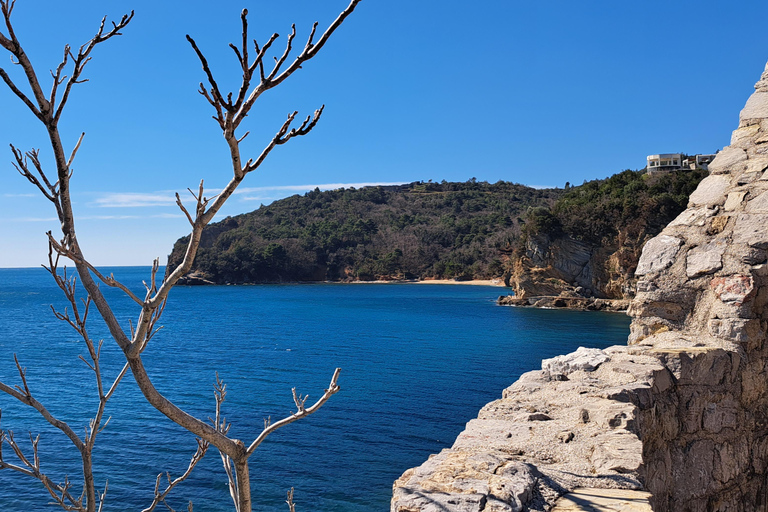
[508,170,707,301]
[509,231,642,299]
[391,60,768,512]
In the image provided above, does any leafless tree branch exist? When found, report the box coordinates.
[246,368,341,456]
[286,488,296,512]
[2,2,360,510]
[141,438,209,512]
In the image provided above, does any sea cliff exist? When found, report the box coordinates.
[391,60,768,512]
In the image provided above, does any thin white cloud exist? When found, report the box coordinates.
[79,213,184,220]
[89,182,407,208]
[4,193,37,198]
[14,217,58,222]
[93,193,176,208]
[14,213,184,222]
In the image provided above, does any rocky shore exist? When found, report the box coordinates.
[497,294,630,312]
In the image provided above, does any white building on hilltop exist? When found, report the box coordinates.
[647,153,682,174]
[646,153,716,175]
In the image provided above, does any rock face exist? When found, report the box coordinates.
[391,61,768,512]
[510,232,642,300]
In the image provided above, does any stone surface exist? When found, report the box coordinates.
[724,191,747,211]
[550,488,652,511]
[741,91,768,121]
[706,147,747,175]
[668,207,714,227]
[634,235,682,276]
[733,213,768,248]
[746,189,768,213]
[542,347,610,378]
[686,240,725,277]
[688,174,732,205]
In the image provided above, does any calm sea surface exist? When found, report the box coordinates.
[0,267,630,511]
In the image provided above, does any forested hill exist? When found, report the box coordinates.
[166,180,563,284]
[511,168,708,299]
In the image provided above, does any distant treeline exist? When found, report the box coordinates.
[166,180,562,283]
[166,170,707,284]
[523,169,708,244]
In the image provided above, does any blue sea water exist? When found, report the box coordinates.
[0,267,630,511]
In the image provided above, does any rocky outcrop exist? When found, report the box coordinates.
[497,294,629,312]
[392,345,664,511]
[510,233,640,300]
[391,61,768,512]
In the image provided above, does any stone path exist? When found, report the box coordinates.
[550,488,652,511]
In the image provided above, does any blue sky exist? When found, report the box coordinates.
[2,0,767,267]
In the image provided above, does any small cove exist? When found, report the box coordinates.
[0,267,630,511]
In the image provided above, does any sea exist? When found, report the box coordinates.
[0,267,631,511]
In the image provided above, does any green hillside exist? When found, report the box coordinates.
[166,180,562,283]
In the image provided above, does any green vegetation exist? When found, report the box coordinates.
[167,170,708,285]
[167,180,561,283]
[523,169,708,245]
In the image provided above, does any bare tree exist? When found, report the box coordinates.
[0,1,361,510]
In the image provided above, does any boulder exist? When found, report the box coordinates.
[542,347,610,378]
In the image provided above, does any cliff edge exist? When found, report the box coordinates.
[391,60,768,512]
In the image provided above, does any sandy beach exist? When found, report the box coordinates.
[414,279,506,287]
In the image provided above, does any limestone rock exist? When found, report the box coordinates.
[635,235,682,276]
[733,213,768,248]
[542,347,610,378]
[668,207,715,227]
[710,275,754,304]
[688,174,731,205]
[745,189,768,213]
[706,147,747,175]
[740,92,768,121]
[686,240,725,277]
[724,191,747,211]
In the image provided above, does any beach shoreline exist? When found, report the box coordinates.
[343,278,507,287]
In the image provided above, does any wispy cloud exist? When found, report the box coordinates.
[13,213,183,222]
[14,217,58,222]
[79,213,184,220]
[89,182,407,208]
[92,193,176,208]
[4,193,37,198]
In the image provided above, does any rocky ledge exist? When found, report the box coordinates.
[392,345,662,511]
[497,294,630,312]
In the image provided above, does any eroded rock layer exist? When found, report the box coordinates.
[391,61,768,512]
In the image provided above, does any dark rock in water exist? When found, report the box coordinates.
[177,273,215,286]
[496,294,629,312]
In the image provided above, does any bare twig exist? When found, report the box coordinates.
[286,488,296,512]
[246,368,341,456]
[141,438,209,512]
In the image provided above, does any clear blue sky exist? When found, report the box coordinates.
[2,0,767,267]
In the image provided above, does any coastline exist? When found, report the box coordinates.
[338,278,506,286]
[412,279,505,287]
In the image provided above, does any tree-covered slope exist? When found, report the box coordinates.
[166,180,562,283]
[511,168,708,298]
